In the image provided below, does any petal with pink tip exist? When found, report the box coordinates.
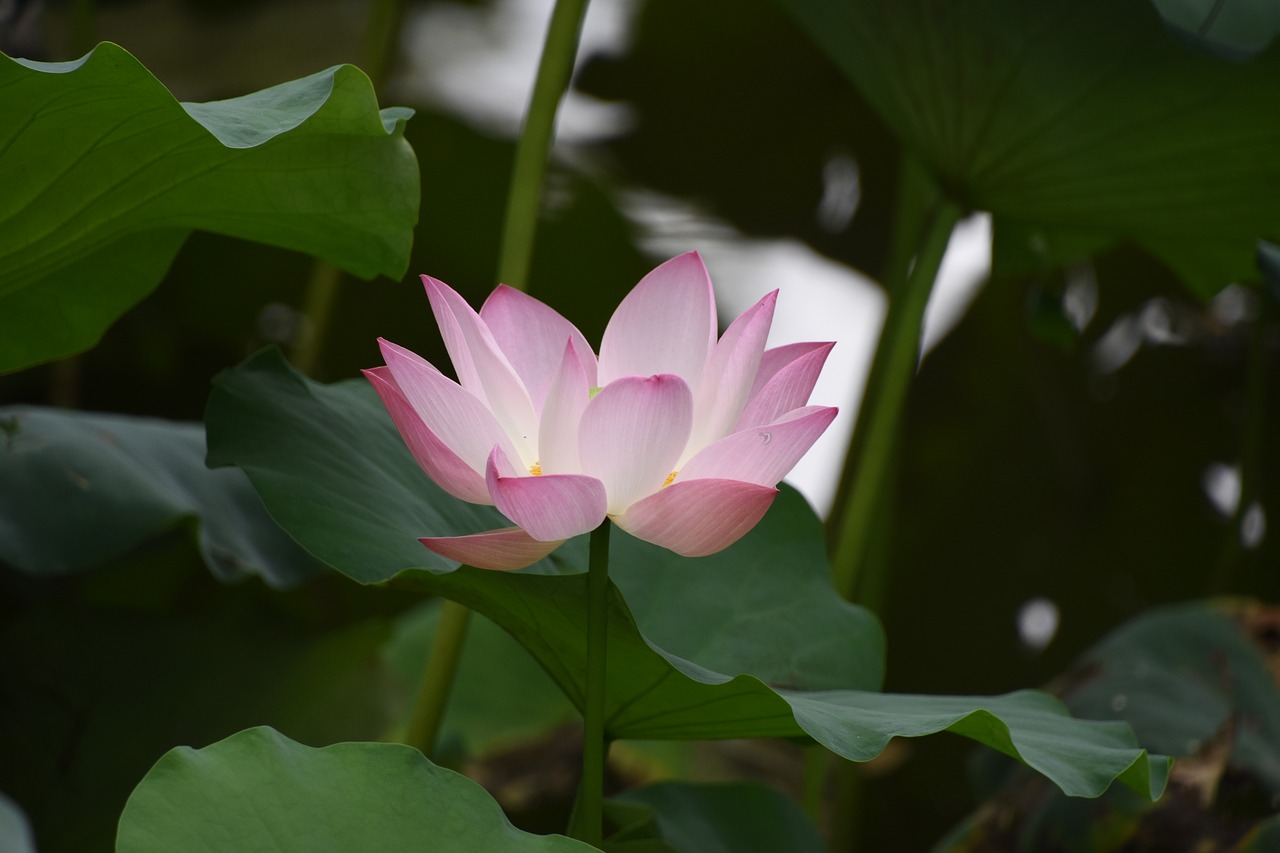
[480,285,598,410]
[364,367,491,504]
[485,447,607,541]
[579,374,693,515]
[613,478,778,557]
[378,338,520,475]
[423,276,539,463]
[687,290,777,459]
[679,406,837,487]
[538,341,591,474]
[735,342,834,431]
[598,252,716,387]
[420,527,564,571]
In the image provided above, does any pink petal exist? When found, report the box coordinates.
[364,367,491,504]
[420,527,564,571]
[538,341,591,474]
[613,479,778,557]
[735,342,835,431]
[378,338,520,477]
[597,252,716,387]
[678,406,837,487]
[579,374,693,515]
[480,285,598,410]
[686,290,777,460]
[485,447,607,541]
[422,276,539,464]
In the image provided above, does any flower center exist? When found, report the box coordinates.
[662,470,678,488]
[529,462,543,476]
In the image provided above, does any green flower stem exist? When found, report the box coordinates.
[404,599,472,754]
[397,0,591,764]
[291,0,407,377]
[292,260,343,377]
[570,520,613,846]
[497,0,591,292]
[829,199,962,603]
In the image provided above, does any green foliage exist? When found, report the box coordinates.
[940,601,1280,851]
[0,406,321,586]
[612,781,826,853]
[204,348,1167,800]
[382,600,577,755]
[773,0,1280,295]
[116,726,595,852]
[0,42,418,372]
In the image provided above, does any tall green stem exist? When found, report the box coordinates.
[570,521,612,845]
[404,599,472,753]
[497,0,591,291]
[399,0,592,762]
[291,0,408,377]
[829,199,962,603]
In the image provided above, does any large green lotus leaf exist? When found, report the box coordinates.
[116,726,593,852]
[613,781,826,853]
[777,0,1280,294]
[0,42,418,372]
[0,406,322,587]
[204,349,1167,799]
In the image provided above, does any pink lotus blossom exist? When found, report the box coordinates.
[365,252,836,570]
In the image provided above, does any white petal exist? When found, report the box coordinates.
[538,341,591,474]
[679,406,837,486]
[378,339,520,477]
[597,252,716,387]
[613,479,777,557]
[422,276,539,464]
[579,374,693,515]
[480,285,598,410]
[735,342,834,431]
[686,290,777,463]
[485,447,607,541]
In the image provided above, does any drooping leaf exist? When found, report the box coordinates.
[204,349,1168,799]
[0,42,418,372]
[613,781,825,853]
[776,0,1280,295]
[0,406,322,587]
[939,601,1280,851]
[116,726,594,852]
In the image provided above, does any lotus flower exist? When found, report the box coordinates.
[365,252,836,570]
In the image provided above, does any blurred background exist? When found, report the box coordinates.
[2,0,1278,850]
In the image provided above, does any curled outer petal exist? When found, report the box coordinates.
[363,366,491,504]
[377,338,519,482]
[613,478,778,557]
[420,527,564,571]
[485,446,607,542]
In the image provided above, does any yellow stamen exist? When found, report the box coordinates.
[662,470,678,488]
[529,462,543,476]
